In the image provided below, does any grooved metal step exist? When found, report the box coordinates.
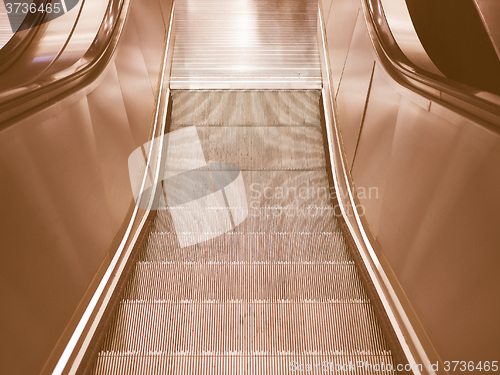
[170,0,321,89]
[100,301,388,353]
[193,170,334,206]
[152,208,340,234]
[171,91,322,127]
[185,126,326,170]
[141,232,352,264]
[123,262,367,301]
[93,353,396,375]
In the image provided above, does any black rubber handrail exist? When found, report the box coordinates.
[0,0,130,129]
[405,0,500,96]
[364,0,500,127]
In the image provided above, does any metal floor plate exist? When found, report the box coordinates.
[90,90,396,374]
[170,0,322,89]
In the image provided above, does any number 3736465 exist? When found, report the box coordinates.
[443,361,498,372]
[5,2,63,14]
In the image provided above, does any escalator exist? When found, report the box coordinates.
[89,90,399,373]
[1,0,499,374]
[81,1,405,372]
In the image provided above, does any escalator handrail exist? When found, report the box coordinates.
[0,0,50,70]
[363,0,500,127]
[0,0,130,129]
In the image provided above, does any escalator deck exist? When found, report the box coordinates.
[90,90,397,374]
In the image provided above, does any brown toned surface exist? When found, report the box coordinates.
[90,91,397,374]
[322,0,500,366]
[170,0,321,89]
[0,1,170,374]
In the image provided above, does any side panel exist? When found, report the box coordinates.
[0,1,172,374]
[323,0,500,365]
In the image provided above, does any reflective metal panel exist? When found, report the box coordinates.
[351,63,401,236]
[376,97,500,362]
[321,0,333,20]
[335,11,375,167]
[114,20,157,143]
[128,0,167,96]
[325,0,360,94]
[322,0,500,368]
[0,1,171,374]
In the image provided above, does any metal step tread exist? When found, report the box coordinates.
[171,90,322,127]
[99,301,390,353]
[152,208,341,235]
[171,0,320,89]
[168,125,326,170]
[169,80,322,90]
[122,262,368,301]
[93,353,396,375]
[157,169,336,208]
[141,232,352,263]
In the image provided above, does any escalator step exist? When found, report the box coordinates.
[152,208,340,234]
[185,126,326,170]
[170,0,321,89]
[123,262,367,301]
[93,353,396,375]
[141,232,352,263]
[99,301,389,353]
[171,90,322,127]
